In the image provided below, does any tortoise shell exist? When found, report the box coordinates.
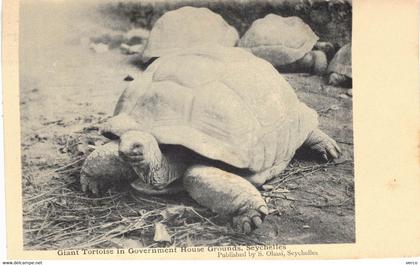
[105,45,318,173]
[142,7,239,60]
[238,14,319,66]
[328,43,352,78]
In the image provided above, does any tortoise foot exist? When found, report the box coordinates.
[80,172,109,196]
[304,129,341,161]
[233,205,268,234]
[118,131,161,168]
[80,141,137,195]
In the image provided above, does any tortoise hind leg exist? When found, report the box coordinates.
[303,128,341,161]
[184,165,268,233]
[311,50,328,75]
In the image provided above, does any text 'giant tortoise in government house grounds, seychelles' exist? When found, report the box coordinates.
[80,45,341,233]
[328,43,352,87]
[142,6,239,62]
[238,14,335,75]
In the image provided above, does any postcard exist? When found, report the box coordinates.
[2,0,419,260]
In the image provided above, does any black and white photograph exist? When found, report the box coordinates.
[19,0,354,251]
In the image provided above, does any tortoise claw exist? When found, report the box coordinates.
[80,171,109,196]
[305,129,342,161]
[233,207,267,234]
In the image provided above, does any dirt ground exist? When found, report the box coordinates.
[20,1,354,249]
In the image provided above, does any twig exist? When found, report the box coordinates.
[189,208,218,227]
[48,193,123,201]
[32,221,84,242]
[337,141,353,145]
[272,167,323,190]
[53,158,85,173]
[304,198,352,208]
[268,160,351,187]
[76,223,153,249]
[298,189,330,202]
[129,192,168,207]
[31,219,128,247]
[36,209,52,238]
[26,197,55,210]
[26,184,70,202]
[263,192,306,202]
[230,233,266,246]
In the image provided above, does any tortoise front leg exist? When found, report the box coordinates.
[118,130,186,190]
[299,50,328,75]
[80,141,138,195]
[184,165,268,233]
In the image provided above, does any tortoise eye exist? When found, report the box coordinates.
[132,143,142,149]
[101,131,119,140]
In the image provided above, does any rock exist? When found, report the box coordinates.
[330,104,340,111]
[120,43,144,55]
[128,44,144,54]
[153,223,172,243]
[34,133,48,141]
[91,32,125,49]
[89,43,109,53]
[347,89,353,97]
[262,184,274,191]
[110,237,144,248]
[339,93,349,99]
[120,43,131,54]
[76,144,95,156]
[286,183,299,190]
[38,157,48,164]
[274,188,290,193]
[76,144,87,155]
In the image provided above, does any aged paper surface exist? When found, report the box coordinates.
[2,0,419,260]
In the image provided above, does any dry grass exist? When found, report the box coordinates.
[22,124,352,249]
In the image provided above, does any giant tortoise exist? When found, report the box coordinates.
[142,6,239,62]
[238,14,335,75]
[328,43,352,87]
[80,45,341,233]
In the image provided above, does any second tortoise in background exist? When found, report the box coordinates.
[141,6,239,61]
[238,14,335,76]
[328,43,352,87]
